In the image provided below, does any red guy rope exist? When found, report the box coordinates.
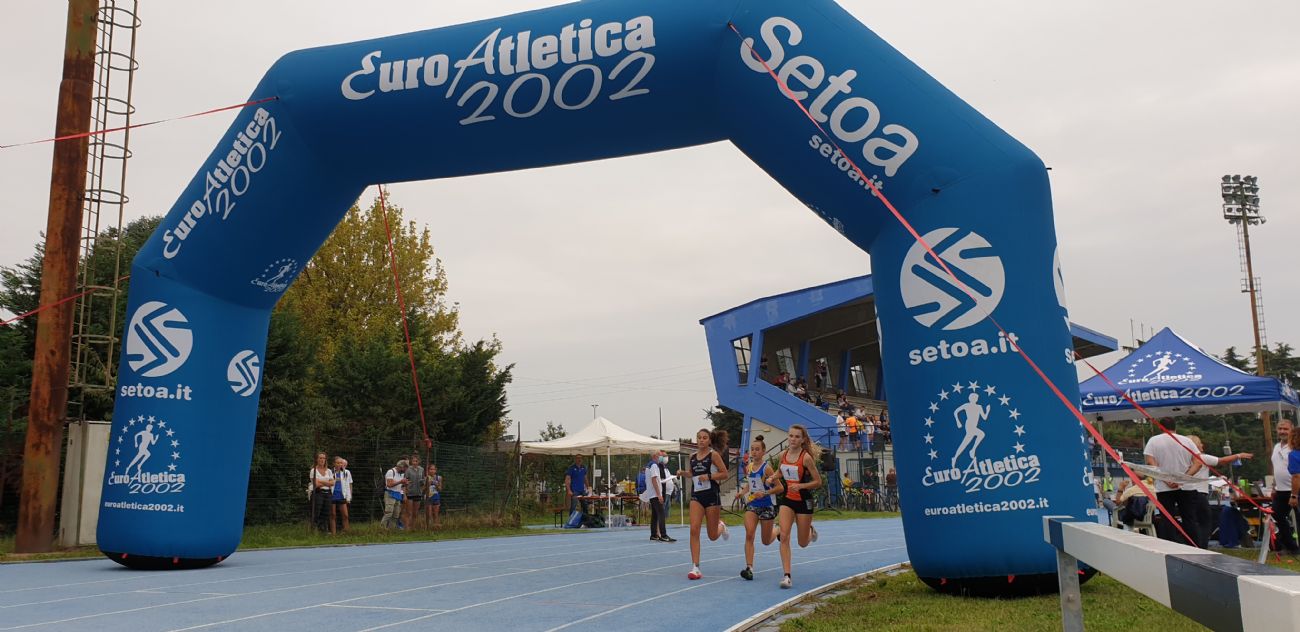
[728,22,1197,546]
[376,186,433,451]
[0,96,279,150]
[0,274,130,327]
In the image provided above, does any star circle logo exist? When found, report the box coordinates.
[1118,351,1201,385]
[900,228,1005,331]
[250,258,298,293]
[919,379,1044,493]
[107,414,186,499]
[125,301,193,377]
[227,350,261,397]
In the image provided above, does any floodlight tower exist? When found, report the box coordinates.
[1221,174,1271,446]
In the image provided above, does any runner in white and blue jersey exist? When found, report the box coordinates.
[740,434,782,581]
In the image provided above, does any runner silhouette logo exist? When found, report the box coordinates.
[900,228,1005,331]
[125,301,194,378]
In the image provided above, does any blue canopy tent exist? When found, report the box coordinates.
[1079,327,1299,421]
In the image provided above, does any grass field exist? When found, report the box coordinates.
[777,545,1300,631]
[778,570,1209,631]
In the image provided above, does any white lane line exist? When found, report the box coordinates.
[162,541,691,632]
[7,539,669,631]
[0,531,585,595]
[0,536,618,609]
[355,537,898,632]
[324,605,449,613]
[0,594,230,631]
[543,546,908,632]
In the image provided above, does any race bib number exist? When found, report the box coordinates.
[694,474,710,488]
[780,463,800,482]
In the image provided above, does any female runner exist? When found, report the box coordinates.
[739,434,782,580]
[678,428,729,579]
[767,424,821,588]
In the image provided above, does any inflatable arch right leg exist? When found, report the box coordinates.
[99,0,1091,594]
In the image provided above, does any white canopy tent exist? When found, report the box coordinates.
[520,417,680,522]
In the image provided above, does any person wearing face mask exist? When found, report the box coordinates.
[642,450,675,542]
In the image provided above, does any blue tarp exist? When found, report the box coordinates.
[1079,327,1299,420]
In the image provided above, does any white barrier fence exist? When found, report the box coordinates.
[1044,516,1300,632]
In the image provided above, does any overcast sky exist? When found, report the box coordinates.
[2,1,1296,444]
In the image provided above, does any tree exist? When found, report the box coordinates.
[279,197,459,365]
[1221,344,1299,384]
[0,217,160,524]
[704,404,744,445]
[431,338,513,446]
[539,421,566,441]
[247,309,333,524]
[1221,347,1250,372]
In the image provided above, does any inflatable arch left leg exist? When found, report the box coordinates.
[100,0,1092,594]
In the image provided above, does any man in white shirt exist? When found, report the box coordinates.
[1143,418,1202,545]
[1271,420,1299,554]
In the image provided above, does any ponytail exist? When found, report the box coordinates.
[710,429,729,456]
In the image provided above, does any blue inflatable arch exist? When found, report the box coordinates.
[102,0,1092,594]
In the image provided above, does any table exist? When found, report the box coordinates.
[575,494,641,515]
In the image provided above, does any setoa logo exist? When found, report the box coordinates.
[125,301,194,378]
[900,228,1005,331]
[228,350,261,397]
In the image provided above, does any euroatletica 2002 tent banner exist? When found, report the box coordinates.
[1080,327,1299,421]
[100,0,1095,594]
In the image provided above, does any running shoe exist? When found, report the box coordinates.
[780,575,792,589]
[810,527,818,544]
[718,522,730,541]
[688,568,702,580]
[740,567,754,581]
[663,536,677,542]
[650,536,664,542]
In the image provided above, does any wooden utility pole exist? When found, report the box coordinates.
[15,0,99,553]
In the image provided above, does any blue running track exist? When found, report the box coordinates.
[0,518,906,631]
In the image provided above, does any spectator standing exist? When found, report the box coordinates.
[565,455,589,515]
[405,454,427,530]
[425,463,444,528]
[1186,435,1251,548]
[641,450,672,542]
[1286,426,1300,544]
[814,359,828,390]
[382,459,408,529]
[1272,420,1299,554]
[846,414,862,452]
[861,415,877,453]
[329,457,353,534]
[1143,418,1202,546]
[308,452,334,533]
[835,411,848,451]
